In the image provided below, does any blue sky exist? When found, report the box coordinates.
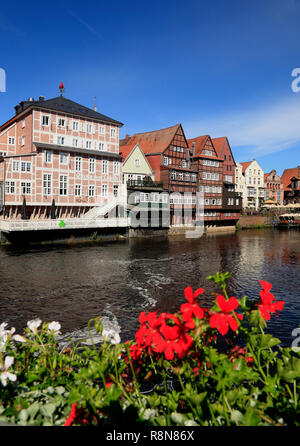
[0,0,300,175]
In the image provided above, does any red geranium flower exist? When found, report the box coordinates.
[64,403,78,426]
[209,295,243,336]
[180,286,204,322]
[258,281,284,320]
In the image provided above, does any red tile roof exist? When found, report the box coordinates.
[187,135,210,155]
[119,143,137,161]
[211,137,226,156]
[239,161,252,173]
[120,124,181,154]
[281,167,300,191]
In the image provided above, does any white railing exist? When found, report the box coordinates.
[0,217,129,232]
[82,196,127,219]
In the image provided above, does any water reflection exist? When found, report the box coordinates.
[0,229,300,346]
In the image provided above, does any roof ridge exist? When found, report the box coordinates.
[131,123,180,137]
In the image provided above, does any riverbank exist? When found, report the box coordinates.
[237,214,273,229]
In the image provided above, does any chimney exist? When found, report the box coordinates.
[192,141,195,156]
[298,166,300,178]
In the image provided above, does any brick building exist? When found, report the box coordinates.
[120,124,199,225]
[0,89,124,220]
[264,169,283,204]
[281,166,300,204]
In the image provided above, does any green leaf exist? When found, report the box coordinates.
[27,402,40,420]
[19,409,28,422]
[40,403,56,418]
[187,392,207,406]
[250,333,281,350]
[242,409,261,426]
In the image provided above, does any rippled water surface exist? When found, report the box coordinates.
[1,229,300,346]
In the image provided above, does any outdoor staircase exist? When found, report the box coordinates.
[82,198,125,219]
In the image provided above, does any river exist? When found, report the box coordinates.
[0,228,299,347]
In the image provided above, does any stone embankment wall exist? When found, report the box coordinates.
[237,214,273,228]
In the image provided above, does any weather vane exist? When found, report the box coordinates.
[59,82,65,96]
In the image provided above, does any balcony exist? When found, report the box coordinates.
[127,179,164,189]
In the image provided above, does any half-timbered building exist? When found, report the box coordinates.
[120,124,199,225]
[212,136,242,222]
[0,90,124,221]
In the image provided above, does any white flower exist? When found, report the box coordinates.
[0,325,17,351]
[0,322,8,333]
[102,329,121,345]
[13,335,27,343]
[27,319,42,334]
[48,321,61,335]
[0,356,17,387]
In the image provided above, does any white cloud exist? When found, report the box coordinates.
[184,95,300,160]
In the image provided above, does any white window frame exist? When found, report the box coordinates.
[59,152,69,165]
[113,185,119,197]
[89,157,95,173]
[102,184,108,197]
[12,161,19,172]
[88,185,95,197]
[5,181,15,194]
[57,136,65,145]
[74,184,82,196]
[41,115,49,126]
[72,121,79,131]
[113,161,119,174]
[43,174,52,196]
[57,118,65,127]
[102,160,108,174]
[44,150,52,163]
[75,156,82,172]
[21,182,31,195]
[59,175,68,196]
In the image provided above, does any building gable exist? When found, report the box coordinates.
[122,144,154,176]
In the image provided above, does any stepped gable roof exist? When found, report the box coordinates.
[281,167,300,191]
[15,95,123,126]
[122,124,181,154]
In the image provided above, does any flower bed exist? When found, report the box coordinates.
[0,272,300,426]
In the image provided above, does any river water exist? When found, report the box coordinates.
[0,228,300,347]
